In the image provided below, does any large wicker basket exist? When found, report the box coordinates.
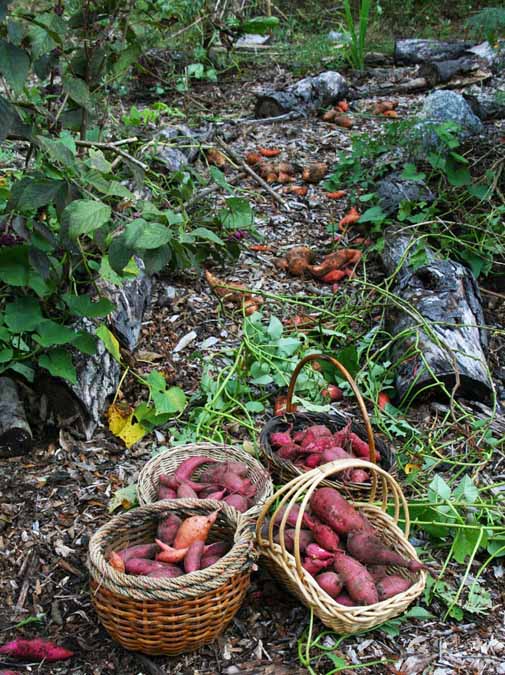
[137,442,273,519]
[256,459,426,634]
[260,354,395,497]
[88,499,255,655]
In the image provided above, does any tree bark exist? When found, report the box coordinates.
[381,228,492,403]
[394,39,473,65]
[254,71,348,118]
[0,377,33,458]
[418,57,481,87]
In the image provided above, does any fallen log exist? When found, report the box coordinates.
[418,57,481,87]
[254,71,348,118]
[382,228,492,403]
[0,377,33,457]
[394,39,473,65]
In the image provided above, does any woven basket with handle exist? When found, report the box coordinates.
[260,353,395,497]
[88,499,255,655]
[256,459,426,634]
[137,442,273,519]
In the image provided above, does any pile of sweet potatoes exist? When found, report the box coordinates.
[269,423,379,481]
[108,510,231,577]
[267,487,425,606]
[155,456,257,513]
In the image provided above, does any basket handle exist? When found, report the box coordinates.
[285,353,376,464]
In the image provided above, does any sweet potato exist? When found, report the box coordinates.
[108,551,126,572]
[321,446,352,463]
[346,531,426,571]
[300,425,333,447]
[278,443,301,460]
[310,488,372,535]
[184,540,205,573]
[206,488,228,500]
[283,528,314,553]
[159,473,179,489]
[348,432,373,461]
[148,564,183,578]
[157,514,182,545]
[175,456,215,491]
[376,575,413,600]
[125,558,174,575]
[200,554,221,569]
[306,543,334,560]
[303,556,333,576]
[211,469,250,495]
[270,431,293,447]
[173,510,219,549]
[0,639,74,662]
[177,482,198,498]
[117,544,157,563]
[199,484,222,497]
[204,541,229,556]
[223,494,249,512]
[349,469,369,483]
[316,572,343,598]
[368,565,388,581]
[222,460,249,477]
[334,592,356,607]
[333,551,379,605]
[311,522,340,552]
[273,504,315,530]
[159,485,177,500]
[155,540,189,564]
[301,436,337,453]
[305,453,322,468]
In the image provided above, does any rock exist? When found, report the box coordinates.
[235,34,271,48]
[377,172,435,215]
[155,124,213,169]
[465,41,498,67]
[159,286,178,307]
[327,31,349,44]
[412,90,483,152]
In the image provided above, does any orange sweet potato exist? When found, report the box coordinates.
[173,510,219,549]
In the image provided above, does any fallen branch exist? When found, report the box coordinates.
[0,377,32,458]
[75,138,148,171]
[216,137,290,211]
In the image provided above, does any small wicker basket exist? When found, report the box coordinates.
[137,442,273,520]
[88,499,255,655]
[256,459,426,634]
[260,353,395,497]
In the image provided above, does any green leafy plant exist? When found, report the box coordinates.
[465,6,505,44]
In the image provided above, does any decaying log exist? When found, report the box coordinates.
[463,90,505,120]
[382,228,492,403]
[0,377,33,457]
[254,71,348,118]
[394,39,473,65]
[418,57,481,87]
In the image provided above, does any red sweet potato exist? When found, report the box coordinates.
[223,494,250,512]
[346,531,426,571]
[198,463,220,483]
[200,554,221,569]
[306,543,334,560]
[222,460,248,476]
[376,575,413,601]
[157,514,182,545]
[349,469,369,483]
[334,592,356,607]
[333,551,379,605]
[278,443,301,460]
[0,639,74,662]
[204,541,229,556]
[174,510,219,549]
[310,488,372,535]
[301,425,333,447]
[147,565,183,578]
[305,453,322,468]
[159,473,179,489]
[303,556,333,576]
[0,670,23,674]
[302,436,337,453]
[175,456,215,491]
[177,482,198,498]
[117,544,158,562]
[293,430,305,443]
[206,488,228,500]
[184,540,205,573]
[283,528,314,553]
[125,558,175,575]
[311,521,340,552]
[321,446,352,463]
[273,504,315,530]
[367,565,388,581]
[198,483,222,497]
[316,572,343,598]
[270,431,293,447]
[159,485,177,500]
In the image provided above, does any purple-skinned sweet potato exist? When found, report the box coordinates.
[347,531,426,571]
[333,551,378,605]
[117,543,158,562]
[310,488,372,535]
[316,571,343,598]
[376,575,413,600]
[184,540,205,573]
[157,514,182,546]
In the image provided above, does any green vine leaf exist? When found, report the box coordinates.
[63,199,111,238]
[38,348,76,384]
[0,39,29,93]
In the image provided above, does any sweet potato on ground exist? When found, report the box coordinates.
[0,639,74,662]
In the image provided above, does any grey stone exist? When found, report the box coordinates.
[235,33,271,47]
[377,172,435,215]
[155,124,213,168]
[327,31,349,44]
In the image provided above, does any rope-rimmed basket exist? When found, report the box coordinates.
[256,459,426,634]
[88,499,256,655]
[137,442,273,520]
[260,354,395,497]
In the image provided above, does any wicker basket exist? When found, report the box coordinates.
[256,459,426,634]
[88,499,255,655]
[137,442,273,520]
[260,353,395,497]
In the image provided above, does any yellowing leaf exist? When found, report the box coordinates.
[107,403,147,448]
[108,483,138,513]
[405,463,421,474]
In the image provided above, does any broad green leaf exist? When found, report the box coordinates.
[111,44,141,77]
[267,315,283,340]
[142,244,171,274]
[108,235,135,274]
[8,361,35,381]
[220,197,253,230]
[0,245,30,286]
[4,296,42,332]
[108,483,138,512]
[467,183,491,200]
[62,73,92,111]
[37,136,76,169]
[458,249,489,278]
[63,199,111,238]
[209,166,235,194]
[191,227,224,245]
[63,293,115,318]
[38,348,76,384]
[71,331,97,355]
[400,163,426,182]
[96,324,121,363]
[99,255,139,285]
[428,474,452,501]
[0,93,15,142]
[0,40,29,93]
[0,348,13,363]
[245,400,264,413]
[453,527,482,564]
[34,319,79,347]
[453,475,479,504]
[240,15,279,34]
[359,205,386,225]
[151,386,187,415]
[135,222,172,249]
[9,177,67,211]
[445,156,472,187]
[277,336,301,357]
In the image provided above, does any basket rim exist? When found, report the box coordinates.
[136,441,274,518]
[88,499,255,601]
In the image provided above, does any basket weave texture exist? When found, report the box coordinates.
[137,442,273,519]
[260,353,395,497]
[256,459,427,634]
[88,499,255,655]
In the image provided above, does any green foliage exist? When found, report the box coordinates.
[342,0,373,70]
[466,6,505,44]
